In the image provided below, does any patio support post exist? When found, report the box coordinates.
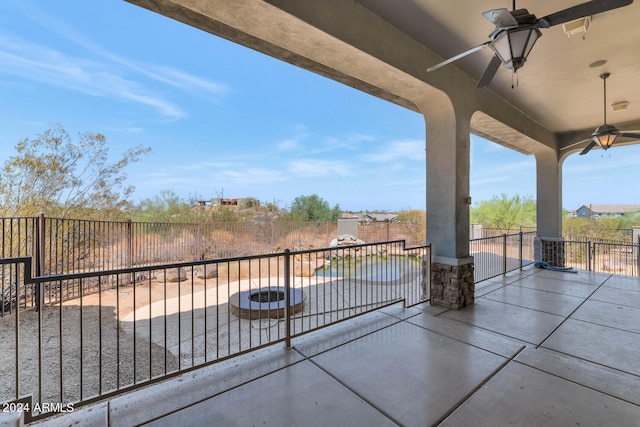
[422,100,474,309]
[535,150,564,266]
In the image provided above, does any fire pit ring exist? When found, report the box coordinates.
[229,286,305,319]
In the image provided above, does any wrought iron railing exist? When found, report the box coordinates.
[471,233,640,281]
[0,240,429,422]
[470,231,537,282]
[0,215,426,278]
[547,239,640,276]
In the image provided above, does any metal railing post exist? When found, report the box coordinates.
[587,240,592,271]
[637,235,640,277]
[502,234,507,275]
[284,249,292,349]
[519,231,523,270]
[36,213,46,311]
[387,220,390,241]
[127,220,133,269]
[197,223,202,260]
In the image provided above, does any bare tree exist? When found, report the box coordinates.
[0,124,150,218]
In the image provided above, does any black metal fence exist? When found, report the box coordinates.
[0,240,429,422]
[470,231,537,282]
[547,239,640,276]
[471,232,640,281]
[0,215,426,277]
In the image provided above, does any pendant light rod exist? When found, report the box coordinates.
[601,72,610,125]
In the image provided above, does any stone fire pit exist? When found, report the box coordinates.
[229,286,305,319]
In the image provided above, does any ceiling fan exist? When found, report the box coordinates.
[426,0,633,88]
[562,72,640,155]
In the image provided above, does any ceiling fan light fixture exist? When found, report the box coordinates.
[593,124,618,150]
[596,133,617,150]
[490,26,541,71]
[562,16,591,38]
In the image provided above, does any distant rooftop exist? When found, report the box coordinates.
[572,204,640,213]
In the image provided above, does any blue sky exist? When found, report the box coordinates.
[1,1,639,212]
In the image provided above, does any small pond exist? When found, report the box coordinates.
[315,255,421,281]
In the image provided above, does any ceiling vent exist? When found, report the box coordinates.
[611,101,629,112]
[562,16,591,38]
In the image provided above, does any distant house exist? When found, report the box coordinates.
[571,204,640,218]
[210,197,241,206]
[363,213,398,223]
[341,212,399,224]
[340,213,360,220]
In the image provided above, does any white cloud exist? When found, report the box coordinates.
[320,132,375,152]
[277,139,301,151]
[0,4,230,118]
[289,159,353,177]
[146,66,229,99]
[219,168,287,185]
[473,176,509,185]
[0,35,188,119]
[363,139,425,162]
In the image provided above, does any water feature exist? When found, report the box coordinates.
[315,255,421,282]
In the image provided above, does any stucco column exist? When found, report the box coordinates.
[535,150,562,237]
[423,104,474,309]
[535,150,564,265]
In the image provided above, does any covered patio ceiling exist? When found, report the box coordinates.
[127,0,640,157]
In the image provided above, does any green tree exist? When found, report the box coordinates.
[397,209,426,224]
[563,217,628,241]
[471,194,536,232]
[134,190,193,222]
[0,124,150,218]
[289,194,341,221]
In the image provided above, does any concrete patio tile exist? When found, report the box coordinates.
[108,344,303,427]
[475,268,537,298]
[531,268,611,285]
[291,307,403,357]
[542,318,640,376]
[407,312,526,358]
[572,299,640,333]
[482,285,585,316]
[601,275,640,292]
[474,277,508,297]
[379,302,425,320]
[591,285,640,308]
[144,360,396,427]
[439,298,564,344]
[420,302,451,316]
[441,362,640,427]
[310,321,507,426]
[515,347,640,406]
[514,274,600,298]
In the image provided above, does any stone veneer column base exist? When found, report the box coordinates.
[535,236,565,267]
[430,261,474,310]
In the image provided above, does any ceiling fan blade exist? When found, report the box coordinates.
[580,140,598,155]
[617,131,640,139]
[476,55,502,88]
[561,138,593,151]
[482,8,518,28]
[536,0,633,28]
[427,42,491,72]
